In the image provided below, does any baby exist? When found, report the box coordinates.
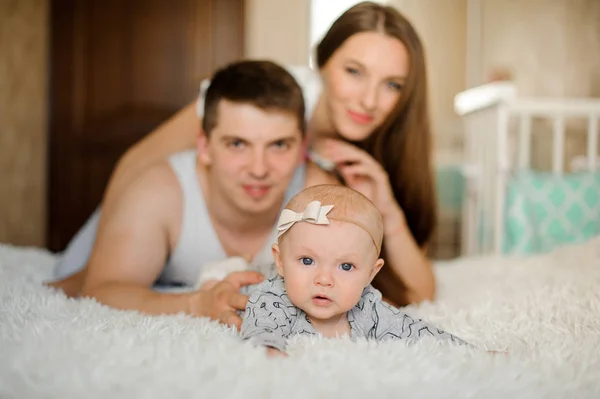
[240,184,471,355]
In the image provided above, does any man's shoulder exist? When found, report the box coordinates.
[113,159,183,220]
[130,160,181,197]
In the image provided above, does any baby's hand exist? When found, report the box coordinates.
[266,347,287,358]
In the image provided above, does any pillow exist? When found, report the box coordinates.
[503,169,600,255]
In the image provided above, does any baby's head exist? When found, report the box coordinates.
[272,185,384,322]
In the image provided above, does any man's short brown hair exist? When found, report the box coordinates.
[202,60,306,135]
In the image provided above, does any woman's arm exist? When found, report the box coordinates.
[380,213,435,303]
[101,101,200,215]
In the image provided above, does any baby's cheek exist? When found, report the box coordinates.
[284,280,305,307]
[339,289,364,312]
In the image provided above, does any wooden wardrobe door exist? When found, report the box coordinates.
[48,0,244,252]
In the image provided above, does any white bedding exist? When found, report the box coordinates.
[1,238,599,399]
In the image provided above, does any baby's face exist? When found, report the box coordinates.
[273,220,383,323]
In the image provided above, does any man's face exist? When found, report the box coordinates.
[198,99,303,215]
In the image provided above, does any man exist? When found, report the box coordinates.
[49,60,306,329]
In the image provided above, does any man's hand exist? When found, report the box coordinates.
[189,271,263,330]
[198,279,219,291]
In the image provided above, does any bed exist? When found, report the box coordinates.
[454,81,600,257]
[1,238,599,398]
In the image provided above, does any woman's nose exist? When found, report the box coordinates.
[360,81,378,112]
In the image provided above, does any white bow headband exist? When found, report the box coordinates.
[276,200,381,253]
[276,201,333,238]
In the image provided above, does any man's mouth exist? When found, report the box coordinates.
[242,184,270,199]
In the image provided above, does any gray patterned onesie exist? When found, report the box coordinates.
[240,275,471,351]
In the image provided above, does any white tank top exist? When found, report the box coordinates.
[158,150,305,286]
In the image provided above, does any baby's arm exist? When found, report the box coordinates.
[363,289,472,347]
[240,279,294,352]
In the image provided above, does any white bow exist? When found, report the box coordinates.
[276,200,334,237]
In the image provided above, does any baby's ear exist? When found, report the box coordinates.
[272,244,284,277]
[368,258,385,285]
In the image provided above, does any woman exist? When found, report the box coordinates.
[54,2,437,307]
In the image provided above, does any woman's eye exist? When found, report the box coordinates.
[387,81,403,91]
[339,263,354,271]
[300,257,314,266]
[345,67,360,76]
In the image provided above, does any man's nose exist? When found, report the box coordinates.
[249,149,268,179]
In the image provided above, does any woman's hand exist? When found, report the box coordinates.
[319,139,406,234]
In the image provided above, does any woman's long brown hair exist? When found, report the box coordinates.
[316,2,437,306]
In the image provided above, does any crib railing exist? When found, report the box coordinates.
[454,82,600,256]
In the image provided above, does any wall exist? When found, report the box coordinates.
[0,0,48,247]
[4,0,596,249]
[244,0,310,65]
[390,0,468,153]
[478,0,600,171]
[480,0,600,98]
[0,0,306,248]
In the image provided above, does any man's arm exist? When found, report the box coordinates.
[81,162,197,314]
[80,163,263,324]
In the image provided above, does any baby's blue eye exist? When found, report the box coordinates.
[340,263,354,271]
[300,257,314,266]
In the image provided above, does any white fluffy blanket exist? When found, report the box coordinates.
[1,239,600,399]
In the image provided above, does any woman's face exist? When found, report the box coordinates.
[320,31,409,142]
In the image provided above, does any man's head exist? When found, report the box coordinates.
[272,184,384,322]
[197,60,306,215]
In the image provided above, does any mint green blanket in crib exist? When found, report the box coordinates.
[503,170,600,255]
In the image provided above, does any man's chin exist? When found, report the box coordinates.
[236,194,282,215]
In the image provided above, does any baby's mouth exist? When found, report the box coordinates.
[312,295,333,306]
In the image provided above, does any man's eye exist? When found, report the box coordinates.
[339,263,354,271]
[271,140,289,150]
[228,140,245,149]
[300,257,314,266]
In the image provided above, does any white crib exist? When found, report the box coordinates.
[454,82,600,256]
